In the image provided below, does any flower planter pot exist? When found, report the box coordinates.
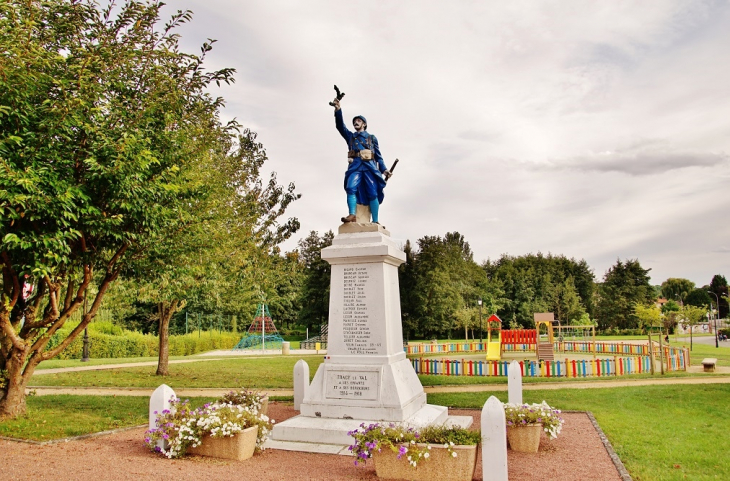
[372,444,478,481]
[507,424,542,453]
[188,425,258,461]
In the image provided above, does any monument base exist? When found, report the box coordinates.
[299,353,427,421]
[267,405,472,454]
[265,229,473,455]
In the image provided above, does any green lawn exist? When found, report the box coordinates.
[35,356,190,370]
[31,355,326,389]
[0,395,226,441]
[428,384,730,481]
[0,395,150,441]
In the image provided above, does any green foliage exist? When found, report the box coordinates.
[401,232,504,338]
[660,278,695,303]
[48,327,240,359]
[680,305,707,328]
[661,299,680,313]
[595,259,654,330]
[483,252,594,327]
[296,230,333,329]
[417,424,482,445]
[633,303,662,330]
[0,0,244,415]
[685,288,712,308]
[709,274,728,318]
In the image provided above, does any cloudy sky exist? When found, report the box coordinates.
[172,0,730,287]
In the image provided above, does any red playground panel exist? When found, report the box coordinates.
[502,329,537,347]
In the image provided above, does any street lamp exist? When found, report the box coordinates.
[708,291,719,348]
[478,298,483,344]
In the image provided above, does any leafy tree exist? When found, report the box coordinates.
[296,231,333,331]
[398,240,418,339]
[142,128,299,375]
[634,303,663,373]
[685,288,712,308]
[634,303,662,332]
[680,305,707,351]
[661,299,680,314]
[484,253,594,327]
[595,259,654,330]
[403,232,499,338]
[660,278,695,304]
[0,1,237,417]
[709,275,728,319]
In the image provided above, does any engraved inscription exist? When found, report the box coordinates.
[341,266,381,354]
[325,370,379,400]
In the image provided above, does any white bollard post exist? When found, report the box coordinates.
[508,360,523,405]
[149,384,176,450]
[482,395,508,481]
[293,359,309,411]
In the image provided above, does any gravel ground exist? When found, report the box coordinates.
[2,404,623,481]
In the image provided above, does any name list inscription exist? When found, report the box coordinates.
[325,370,379,400]
[341,266,381,355]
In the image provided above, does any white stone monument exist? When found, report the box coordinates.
[268,225,471,453]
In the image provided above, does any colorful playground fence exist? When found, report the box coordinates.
[411,348,689,378]
[406,339,681,360]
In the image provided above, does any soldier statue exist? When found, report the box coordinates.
[332,97,391,224]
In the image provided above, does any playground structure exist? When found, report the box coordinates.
[405,311,691,377]
[233,304,284,350]
[485,314,502,361]
[483,312,592,362]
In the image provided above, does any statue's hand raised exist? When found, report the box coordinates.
[332,98,341,110]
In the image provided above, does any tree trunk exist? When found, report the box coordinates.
[0,382,27,419]
[0,366,29,419]
[156,300,179,376]
[0,347,34,419]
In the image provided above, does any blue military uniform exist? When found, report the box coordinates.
[335,109,388,222]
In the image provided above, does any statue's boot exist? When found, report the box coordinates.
[341,214,357,223]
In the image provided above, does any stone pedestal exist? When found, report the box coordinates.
[268,228,470,454]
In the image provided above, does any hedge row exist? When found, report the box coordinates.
[49,330,242,359]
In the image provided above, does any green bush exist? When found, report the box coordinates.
[48,329,241,359]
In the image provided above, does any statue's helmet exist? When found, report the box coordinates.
[352,115,367,130]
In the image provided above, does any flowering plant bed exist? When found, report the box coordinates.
[349,422,479,480]
[145,391,274,459]
[503,401,564,439]
[217,389,269,415]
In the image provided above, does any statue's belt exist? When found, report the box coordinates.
[348,149,373,160]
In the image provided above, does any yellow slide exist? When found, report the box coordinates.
[486,341,501,361]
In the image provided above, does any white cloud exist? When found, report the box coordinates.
[173,0,730,285]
